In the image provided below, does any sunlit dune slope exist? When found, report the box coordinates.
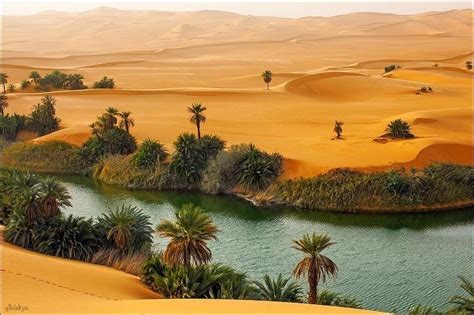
[0,242,385,314]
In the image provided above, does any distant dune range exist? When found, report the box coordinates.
[1,8,473,178]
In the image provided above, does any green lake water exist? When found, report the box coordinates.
[58,175,473,313]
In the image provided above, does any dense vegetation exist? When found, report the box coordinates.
[271,164,473,212]
[93,76,115,89]
[0,95,61,140]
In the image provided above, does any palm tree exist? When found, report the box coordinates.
[261,70,273,90]
[292,233,338,304]
[466,61,472,71]
[96,204,153,253]
[187,103,207,139]
[449,276,474,312]
[29,71,42,84]
[385,119,414,139]
[254,274,302,302]
[105,106,119,129]
[37,176,72,219]
[0,95,8,116]
[156,203,219,267]
[0,73,8,94]
[333,121,343,139]
[118,111,135,134]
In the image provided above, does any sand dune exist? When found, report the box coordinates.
[1,242,384,314]
[2,8,473,178]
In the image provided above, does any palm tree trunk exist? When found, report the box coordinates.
[197,121,201,140]
[308,268,318,304]
[2,83,5,94]
[125,122,129,134]
[266,82,269,90]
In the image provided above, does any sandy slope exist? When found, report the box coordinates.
[0,242,384,314]
[1,8,473,178]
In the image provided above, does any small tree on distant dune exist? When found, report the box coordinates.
[385,119,414,139]
[466,61,472,70]
[261,70,273,90]
[333,121,344,139]
[7,84,15,93]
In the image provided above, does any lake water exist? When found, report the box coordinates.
[59,175,473,313]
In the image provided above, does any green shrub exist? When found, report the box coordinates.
[384,119,414,139]
[35,214,99,261]
[131,139,168,169]
[80,127,137,164]
[93,76,115,89]
[254,274,302,302]
[4,212,40,249]
[235,144,283,190]
[144,256,253,299]
[95,204,153,253]
[384,64,400,73]
[199,134,226,161]
[318,290,361,308]
[1,141,87,174]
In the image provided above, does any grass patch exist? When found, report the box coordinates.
[94,154,166,189]
[1,141,89,174]
[271,164,474,212]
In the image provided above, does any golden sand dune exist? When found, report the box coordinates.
[3,9,473,178]
[284,72,419,101]
[1,242,384,314]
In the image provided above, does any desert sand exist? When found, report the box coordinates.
[1,8,473,178]
[0,241,384,314]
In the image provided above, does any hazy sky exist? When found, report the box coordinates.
[1,1,471,17]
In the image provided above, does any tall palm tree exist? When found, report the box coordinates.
[0,73,8,94]
[156,203,219,267]
[292,233,338,304]
[333,120,343,139]
[187,103,207,140]
[105,106,119,129]
[0,94,8,116]
[254,274,302,302]
[261,70,273,90]
[118,111,135,134]
[29,71,42,84]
